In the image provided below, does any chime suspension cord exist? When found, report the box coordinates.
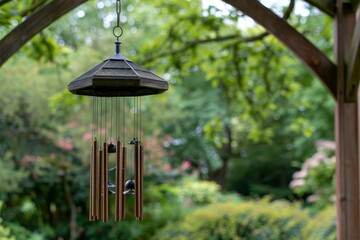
[100,97,103,147]
[105,97,107,142]
[123,98,126,142]
[116,97,119,141]
[115,98,118,141]
[140,97,142,143]
[133,97,136,140]
[133,96,141,141]
[92,97,94,141]
[95,97,99,142]
[110,98,113,142]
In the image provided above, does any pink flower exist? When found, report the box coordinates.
[82,133,92,141]
[56,137,74,150]
[293,170,307,179]
[20,154,37,166]
[289,179,305,188]
[181,161,191,169]
[306,194,319,203]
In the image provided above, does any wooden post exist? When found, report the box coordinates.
[335,2,360,239]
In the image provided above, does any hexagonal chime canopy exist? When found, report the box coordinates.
[68,42,169,97]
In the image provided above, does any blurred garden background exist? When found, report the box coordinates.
[0,0,337,239]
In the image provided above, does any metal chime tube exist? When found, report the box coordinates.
[134,142,139,219]
[99,149,103,220]
[115,140,122,221]
[89,145,95,221]
[140,143,144,220]
[121,146,127,219]
[93,140,98,218]
[103,142,109,222]
[134,140,143,220]
[95,141,100,219]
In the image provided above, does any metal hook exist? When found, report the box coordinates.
[113,0,123,40]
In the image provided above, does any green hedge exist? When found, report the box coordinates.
[152,198,335,240]
[302,207,336,240]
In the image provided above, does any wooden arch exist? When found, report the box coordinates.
[1,1,360,239]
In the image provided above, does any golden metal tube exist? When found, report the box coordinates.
[139,143,144,221]
[95,142,100,219]
[134,141,140,220]
[103,142,109,222]
[89,146,95,221]
[121,146,127,219]
[134,142,138,219]
[99,149,103,220]
[115,140,122,222]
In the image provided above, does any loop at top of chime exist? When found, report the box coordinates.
[68,41,169,97]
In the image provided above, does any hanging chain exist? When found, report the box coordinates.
[113,0,123,40]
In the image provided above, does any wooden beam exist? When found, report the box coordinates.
[304,0,336,17]
[222,0,337,99]
[335,2,360,239]
[0,0,87,68]
[346,15,360,101]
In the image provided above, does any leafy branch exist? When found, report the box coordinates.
[139,0,295,65]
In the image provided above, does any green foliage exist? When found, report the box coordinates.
[181,180,221,205]
[49,89,87,122]
[0,202,15,240]
[302,207,336,240]
[5,222,49,240]
[153,198,311,240]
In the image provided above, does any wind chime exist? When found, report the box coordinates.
[68,0,168,222]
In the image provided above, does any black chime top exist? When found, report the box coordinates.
[68,53,169,97]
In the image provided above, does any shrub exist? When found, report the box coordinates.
[302,206,336,240]
[181,180,221,205]
[152,198,311,240]
[0,202,15,240]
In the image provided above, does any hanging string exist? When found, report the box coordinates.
[100,97,103,147]
[115,97,118,140]
[137,97,140,141]
[95,97,99,142]
[92,97,95,141]
[133,97,136,139]
[140,97,142,143]
[110,98,113,142]
[121,98,124,142]
[104,98,108,142]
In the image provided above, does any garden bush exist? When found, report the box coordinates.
[153,198,319,240]
[0,202,14,240]
[302,206,336,240]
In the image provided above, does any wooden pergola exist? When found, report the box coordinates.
[0,0,359,239]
